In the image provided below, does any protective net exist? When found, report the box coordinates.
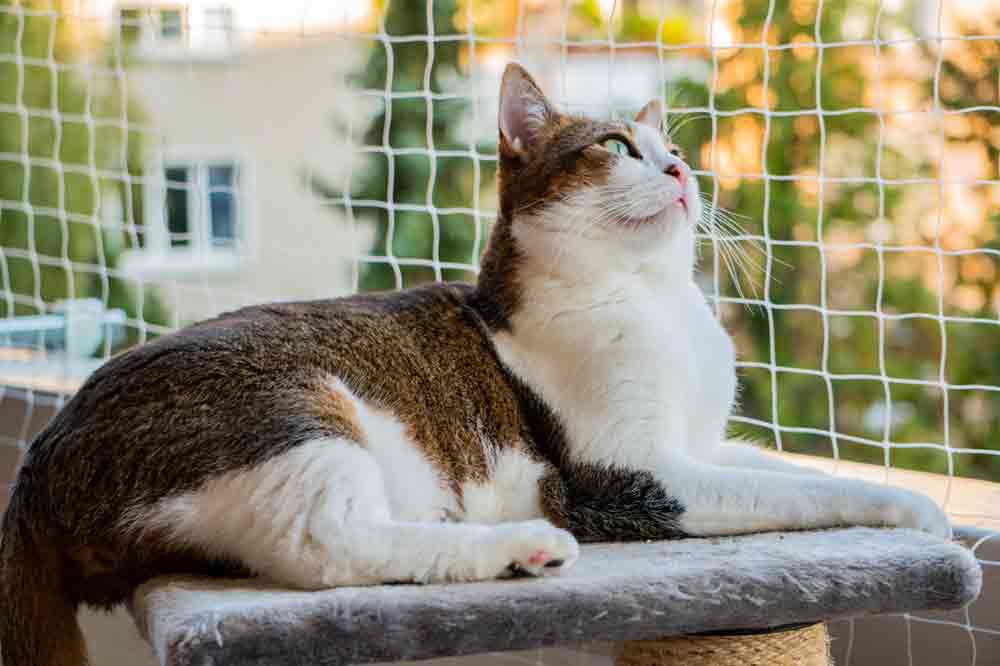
[0,0,997,663]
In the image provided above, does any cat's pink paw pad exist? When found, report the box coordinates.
[527,550,549,566]
[492,520,579,578]
[527,550,559,567]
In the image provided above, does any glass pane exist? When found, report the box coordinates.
[164,166,190,247]
[206,6,234,32]
[208,165,236,245]
[119,8,142,47]
[159,10,183,40]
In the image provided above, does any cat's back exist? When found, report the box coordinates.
[24,281,524,531]
[47,280,487,423]
[163,279,481,359]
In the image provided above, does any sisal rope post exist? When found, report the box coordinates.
[616,622,831,666]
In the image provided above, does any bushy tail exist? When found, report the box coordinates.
[541,465,688,542]
[1,480,88,666]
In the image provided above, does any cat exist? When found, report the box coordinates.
[0,63,950,666]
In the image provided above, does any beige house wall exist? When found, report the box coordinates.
[119,39,372,326]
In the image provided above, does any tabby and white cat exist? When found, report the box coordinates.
[1,63,950,666]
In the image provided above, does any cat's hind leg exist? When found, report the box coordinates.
[132,438,578,589]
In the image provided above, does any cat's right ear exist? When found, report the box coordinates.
[635,99,664,131]
[498,63,555,159]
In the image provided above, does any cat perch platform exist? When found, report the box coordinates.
[131,527,981,666]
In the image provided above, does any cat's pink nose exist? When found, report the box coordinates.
[665,163,687,187]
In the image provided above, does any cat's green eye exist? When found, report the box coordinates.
[603,139,630,156]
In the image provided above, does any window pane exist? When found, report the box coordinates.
[208,165,236,246]
[160,10,183,40]
[206,7,234,39]
[165,167,190,247]
[119,8,142,47]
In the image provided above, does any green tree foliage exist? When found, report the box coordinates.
[316,0,496,292]
[911,13,1000,480]
[0,0,168,344]
[664,1,1000,481]
[336,0,998,480]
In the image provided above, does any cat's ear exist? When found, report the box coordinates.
[498,63,555,158]
[635,99,664,131]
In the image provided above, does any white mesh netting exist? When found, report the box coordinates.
[0,0,997,663]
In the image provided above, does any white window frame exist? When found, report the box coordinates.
[114,2,242,62]
[161,160,239,250]
[202,5,235,48]
[124,149,256,280]
[116,3,190,50]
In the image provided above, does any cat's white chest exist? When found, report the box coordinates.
[496,276,736,467]
[680,286,737,448]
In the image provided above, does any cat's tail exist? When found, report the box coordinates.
[540,465,689,542]
[1,471,89,666]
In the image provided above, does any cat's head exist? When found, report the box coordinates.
[493,63,700,277]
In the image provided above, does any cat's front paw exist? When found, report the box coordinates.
[878,487,952,540]
[484,520,580,578]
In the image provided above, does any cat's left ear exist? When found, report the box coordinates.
[635,99,664,131]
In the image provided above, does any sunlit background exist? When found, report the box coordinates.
[0,1,998,664]
[4,0,996,479]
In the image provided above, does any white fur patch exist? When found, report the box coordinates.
[493,265,736,472]
[335,379,457,523]
[127,438,393,588]
[462,447,549,524]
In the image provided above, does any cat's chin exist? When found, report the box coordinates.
[619,213,663,228]
[619,200,690,231]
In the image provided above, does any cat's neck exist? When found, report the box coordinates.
[471,215,696,333]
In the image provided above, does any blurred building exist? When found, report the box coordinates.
[0,0,371,395]
[0,5,373,664]
[92,0,372,326]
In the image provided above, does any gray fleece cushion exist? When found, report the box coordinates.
[131,527,982,666]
